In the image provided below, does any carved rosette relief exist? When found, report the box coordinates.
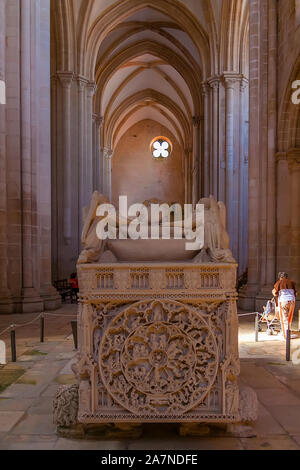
[99,300,219,416]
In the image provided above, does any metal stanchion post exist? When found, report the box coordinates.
[40,315,44,343]
[71,320,78,350]
[286,325,291,362]
[255,313,259,342]
[10,326,16,362]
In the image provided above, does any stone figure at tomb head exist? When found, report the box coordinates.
[78,191,110,264]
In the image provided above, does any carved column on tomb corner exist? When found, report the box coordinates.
[86,82,96,204]
[103,147,113,202]
[287,149,300,287]
[202,82,210,197]
[208,77,220,199]
[192,116,201,206]
[0,0,13,313]
[77,76,88,214]
[57,72,74,246]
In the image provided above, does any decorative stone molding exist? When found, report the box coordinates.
[53,385,79,428]
[238,385,258,424]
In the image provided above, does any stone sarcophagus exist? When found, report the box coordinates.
[75,262,240,424]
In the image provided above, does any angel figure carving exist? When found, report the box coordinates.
[193,196,235,264]
[77,191,110,264]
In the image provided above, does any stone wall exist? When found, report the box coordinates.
[239,0,300,310]
[111,120,185,207]
[0,0,60,313]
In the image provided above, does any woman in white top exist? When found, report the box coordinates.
[272,273,298,339]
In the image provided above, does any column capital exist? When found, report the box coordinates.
[276,151,287,162]
[223,72,243,89]
[207,76,221,90]
[184,148,192,158]
[201,81,211,95]
[94,116,104,127]
[86,81,97,97]
[77,75,89,89]
[56,71,74,88]
[192,116,202,127]
[287,148,300,171]
[240,77,249,92]
[103,147,113,160]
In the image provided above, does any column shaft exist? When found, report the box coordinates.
[58,72,73,245]
[202,83,210,197]
[0,0,13,312]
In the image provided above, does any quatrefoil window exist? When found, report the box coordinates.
[151,137,172,159]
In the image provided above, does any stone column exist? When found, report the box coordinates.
[77,76,88,214]
[94,116,103,192]
[287,150,300,287]
[202,83,210,197]
[0,0,13,313]
[103,148,113,201]
[20,0,43,312]
[86,82,96,204]
[239,0,277,310]
[208,77,220,198]
[184,149,189,204]
[192,116,201,206]
[239,0,262,310]
[239,79,249,275]
[57,72,73,246]
[38,0,60,310]
[257,0,277,301]
[223,73,241,260]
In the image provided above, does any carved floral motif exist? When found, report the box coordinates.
[99,300,219,415]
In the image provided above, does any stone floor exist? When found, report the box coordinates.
[0,305,300,450]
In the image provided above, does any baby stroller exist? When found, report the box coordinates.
[257,298,282,336]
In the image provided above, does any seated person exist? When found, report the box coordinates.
[69,272,79,298]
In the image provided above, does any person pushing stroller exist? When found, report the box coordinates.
[272,272,298,339]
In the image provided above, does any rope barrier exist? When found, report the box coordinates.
[0,325,13,338]
[238,312,260,317]
[43,312,77,318]
[0,310,79,362]
[0,311,77,338]
[13,314,42,330]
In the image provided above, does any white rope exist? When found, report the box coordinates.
[238,312,259,317]
[0,325,12,338]
[43,312,77,318]
[0,311,77,338]
[13,313,42,330]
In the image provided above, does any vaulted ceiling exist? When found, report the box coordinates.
[51,0,249,151]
